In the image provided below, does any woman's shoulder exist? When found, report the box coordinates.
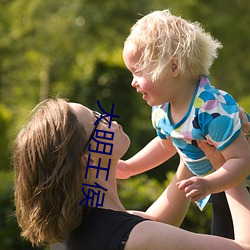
[65,207,148,250]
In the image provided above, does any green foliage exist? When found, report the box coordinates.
[0,0,249,248]
[0,171,44,249]
[118,174,164,210]
[239,95,250,113]
[185,0,250,100]
[1,0,249,165]
[0,104,13,170]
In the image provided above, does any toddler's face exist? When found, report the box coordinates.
[123,43,173,106]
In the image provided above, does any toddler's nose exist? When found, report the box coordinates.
[131,78,138,88]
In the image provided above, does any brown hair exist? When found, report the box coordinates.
[13,98,87,246]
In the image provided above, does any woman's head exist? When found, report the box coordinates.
[124,9,222,81]
[13,98,88,246]
[13,98,130,246]
[68,102,130,160]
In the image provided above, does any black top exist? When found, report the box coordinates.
[65,207,148,250]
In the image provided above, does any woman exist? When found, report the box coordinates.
[13,98,250,250]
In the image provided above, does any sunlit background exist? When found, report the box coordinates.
[0,0,249,249]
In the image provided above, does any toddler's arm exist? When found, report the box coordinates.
[178,132,250,201]
[116,136,177,179]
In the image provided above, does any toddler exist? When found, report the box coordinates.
[118,9,250,238]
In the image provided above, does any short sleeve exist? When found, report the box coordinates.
[197,90,241,150]
[151,105,170,140]
[156,130,168,139]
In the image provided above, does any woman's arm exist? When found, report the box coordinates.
[145,159,192,226]
[129,159,193,226]
[125,183,250,250]
[225,184,250,245]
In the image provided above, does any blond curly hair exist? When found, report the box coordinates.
[13,98,87,246]
[125,9,222,81]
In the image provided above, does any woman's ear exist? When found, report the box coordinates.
[82,154,94,165]
[170,57,180,77]
[82,153,101,166]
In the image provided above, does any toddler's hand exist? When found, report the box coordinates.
[116,160,131,179]
[177,176,211,202]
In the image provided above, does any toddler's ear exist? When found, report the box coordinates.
[170,57,180,76]
[171,62,177,72]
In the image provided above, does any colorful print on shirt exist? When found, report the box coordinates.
[152,75,241,176]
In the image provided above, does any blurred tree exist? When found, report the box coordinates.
[0,171,43,250]
[239,95,250,112]
[0,0,249,248]
[1,0,248,162]
[185,0,250,100]
[0,105,12,170]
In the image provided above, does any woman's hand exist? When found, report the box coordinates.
[239,107,250,140]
